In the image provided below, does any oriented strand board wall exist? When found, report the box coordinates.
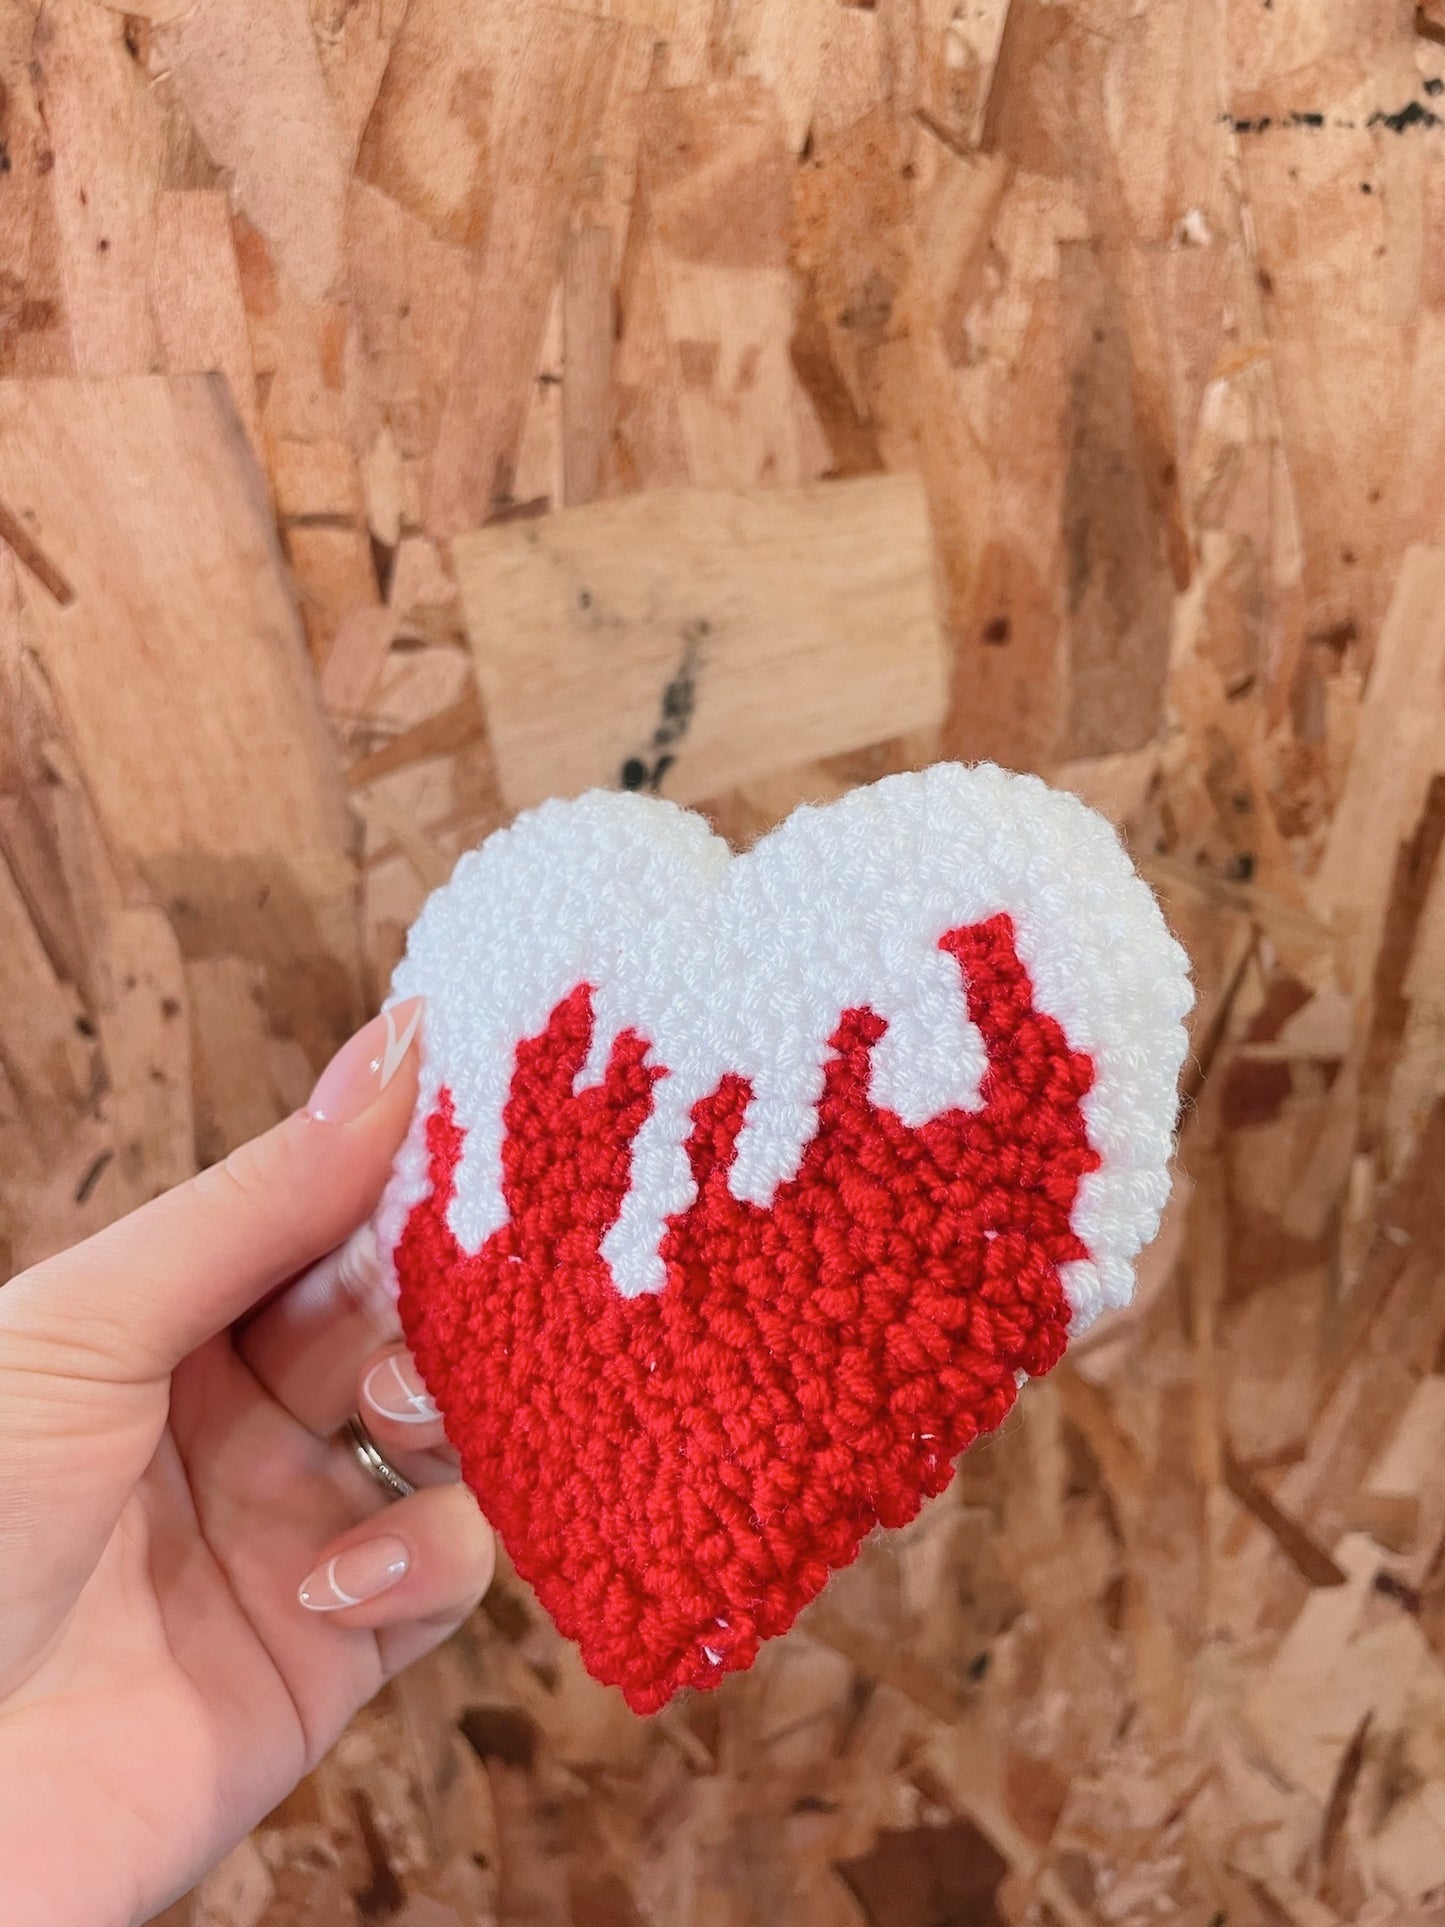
[2,1,1445,1920]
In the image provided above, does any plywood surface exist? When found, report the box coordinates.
[2,1,1444,1921]
[456,475,946,807]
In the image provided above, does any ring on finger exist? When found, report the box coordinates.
[342,1412,416,1501]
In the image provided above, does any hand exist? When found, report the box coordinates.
[0,998,494,1927]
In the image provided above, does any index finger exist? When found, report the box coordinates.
[0,1002,422,1384]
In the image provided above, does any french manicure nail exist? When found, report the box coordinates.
[305,996,425,1125]
[298,1534,410,1612]
[363,1350,441,1426]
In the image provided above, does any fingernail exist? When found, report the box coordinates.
[305,996,424,1125]
[298,1535,410,1612]
[363,1349,441,1426]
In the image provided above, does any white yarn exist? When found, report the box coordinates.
[374,763,1192,1333]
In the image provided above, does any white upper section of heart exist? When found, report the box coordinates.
[375,763,1193,1332]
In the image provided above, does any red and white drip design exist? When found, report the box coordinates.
[375,766,1192,1711]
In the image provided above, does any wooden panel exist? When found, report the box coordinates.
[0,374,362,1061]
[154,0,350,306]
[0,841,87,1140]
[2,1,1445,1918]
[29,0,164,377]
[455,474,948,808]
[1311,545,1445,989]
[151,190,265,462]
[420,6,623,533]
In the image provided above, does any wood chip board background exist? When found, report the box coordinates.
[2,1,1445,1921]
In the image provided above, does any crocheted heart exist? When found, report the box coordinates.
[375,764,1190,1711]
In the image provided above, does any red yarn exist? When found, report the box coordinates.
[396,914,1097,1712]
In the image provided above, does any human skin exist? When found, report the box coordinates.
[0,999,491,1927]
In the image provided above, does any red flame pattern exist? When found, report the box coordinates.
[396,913,1098,1711]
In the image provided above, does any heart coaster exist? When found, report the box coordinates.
[374,763,1191,1711]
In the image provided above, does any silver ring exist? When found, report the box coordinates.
[343,1413,416,1501]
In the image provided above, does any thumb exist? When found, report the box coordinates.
[0,999,423,1691]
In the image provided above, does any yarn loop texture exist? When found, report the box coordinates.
[377,765,1193,1709]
